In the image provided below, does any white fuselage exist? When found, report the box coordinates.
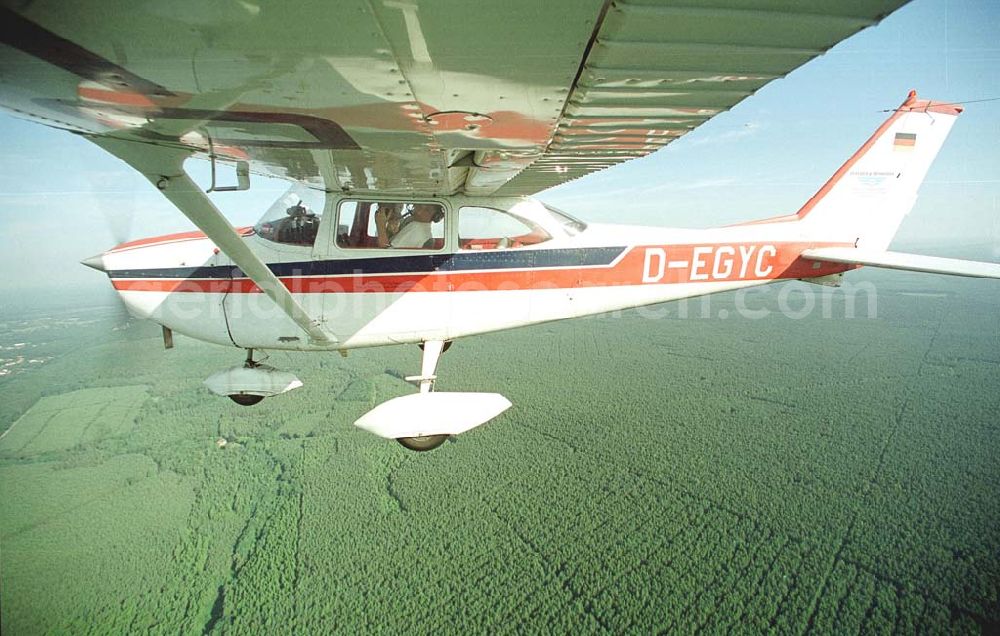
[96,196,850,351]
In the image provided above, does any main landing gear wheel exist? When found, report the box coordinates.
[394,341,452,452]
[396,434,449,452]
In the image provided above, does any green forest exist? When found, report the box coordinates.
[1,269,998,634]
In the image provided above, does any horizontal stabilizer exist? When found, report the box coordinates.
[802,248,1000,279]
[354,392,512,439]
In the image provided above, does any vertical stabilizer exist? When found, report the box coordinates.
[797,91,962,250]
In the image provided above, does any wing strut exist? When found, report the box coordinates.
[91,137,336,345]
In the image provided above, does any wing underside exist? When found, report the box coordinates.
[0,0,908,197]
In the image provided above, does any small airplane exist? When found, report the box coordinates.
[2,1,998,451]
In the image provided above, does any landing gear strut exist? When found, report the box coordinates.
[396,340,449,451]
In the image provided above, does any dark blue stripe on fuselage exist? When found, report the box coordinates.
[107,246,628,279]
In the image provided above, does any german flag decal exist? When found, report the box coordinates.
[893,132,917,151]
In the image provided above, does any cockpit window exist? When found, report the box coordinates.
[458,207,550,250]
[254,185,325,247]
[336,201,445,250]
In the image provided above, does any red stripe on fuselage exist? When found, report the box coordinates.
[111,242,856,294]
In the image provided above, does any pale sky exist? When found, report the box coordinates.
[0,0,998,295]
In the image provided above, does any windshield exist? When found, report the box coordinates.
[253,184,326,247]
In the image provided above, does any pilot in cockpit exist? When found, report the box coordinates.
[282,200,318,244]
[287,201,309,221]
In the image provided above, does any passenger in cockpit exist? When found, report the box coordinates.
[389,204,440,249]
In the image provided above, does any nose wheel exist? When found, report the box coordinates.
[206,349,303,406]
[227,349,265,406]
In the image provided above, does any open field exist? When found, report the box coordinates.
[0,386,148,457]
[0,269,998,633]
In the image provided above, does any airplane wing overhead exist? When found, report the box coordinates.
[0,0,908,197]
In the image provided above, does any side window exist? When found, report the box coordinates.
[336,201,376,249]
[458,207,551,250]
[337,201,445,250]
